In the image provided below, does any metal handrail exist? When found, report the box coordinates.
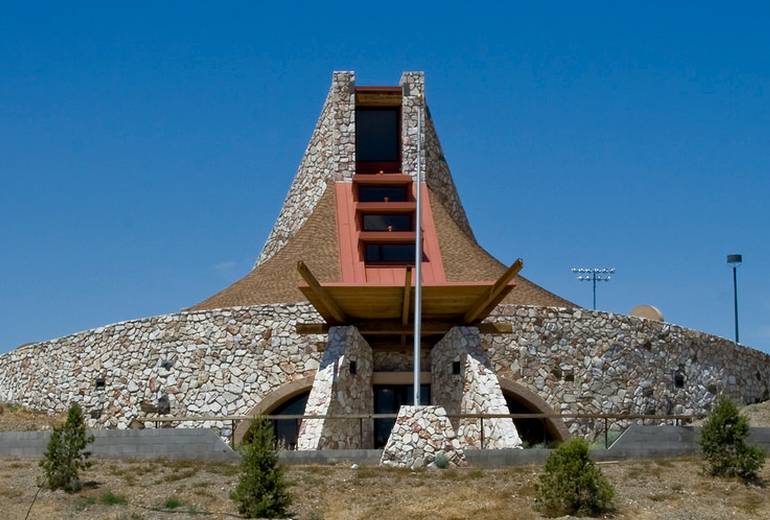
[138,412,695,449]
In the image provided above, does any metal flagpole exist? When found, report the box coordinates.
[413,99,423,406]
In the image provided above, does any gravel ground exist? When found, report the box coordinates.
[1,456,769,520]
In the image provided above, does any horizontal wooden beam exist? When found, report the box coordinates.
[296,320,513,336]
[463,258,524,324]
[297,261,347,324]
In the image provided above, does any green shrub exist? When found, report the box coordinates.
[99,490,128,505]
[162,497,184,510]
[39,403,94,493]
[231,416,292,518]
[700,396,765,481]
[534,438,614,517]
[433,451,449,469]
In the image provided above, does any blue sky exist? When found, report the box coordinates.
[1,2,769,353]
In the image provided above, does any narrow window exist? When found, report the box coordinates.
[365,243,416,264]
[452,361,461,375]
[358,185,408,203]
[674,371,685,389]
[362,214,412,232]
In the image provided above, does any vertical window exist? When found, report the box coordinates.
[356,108,400,162]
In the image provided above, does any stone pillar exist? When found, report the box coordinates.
[380,405,466,468]
[296,326,373,449]
[431,327,522,449]
[331,71,356,181]
[400,71,426,180]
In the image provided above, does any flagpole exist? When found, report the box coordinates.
[413,100,423,406]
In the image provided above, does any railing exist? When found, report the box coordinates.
[139,412,694,449]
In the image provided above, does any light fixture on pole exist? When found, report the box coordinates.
[571,267,615,310]
[727,254,742,344]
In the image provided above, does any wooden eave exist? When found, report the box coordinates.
[355,86,402,107]
[296,259,523,335]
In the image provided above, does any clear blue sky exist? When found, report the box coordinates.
[2,2,769,353]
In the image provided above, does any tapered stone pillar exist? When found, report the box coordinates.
[296,326,373,449]
[431,326,522,449]
[379,405,466,468]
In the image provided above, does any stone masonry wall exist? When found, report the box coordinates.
[483,305,770,435]
[257,71,356,266]
[400,71,474,239]
[431,327,522,449]
[0,304,325,439]
[3,301,770,445]
[380,405,466,468]
[296,326,373,450]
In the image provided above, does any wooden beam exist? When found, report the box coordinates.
[400,267,412,348]
[296,320,513,336]
[296,261,347,324]
[463,259,524,324]
[401,266,412,327]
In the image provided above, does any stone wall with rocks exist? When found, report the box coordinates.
[297,326,373,450]
[380,405,466,468]
[400,71,474,239]
[257,71,356,266]
[431,327,522,449]
[483,305,770,435]
[372,350,430,372]
[0,303,325,440]
[3,299,769,445]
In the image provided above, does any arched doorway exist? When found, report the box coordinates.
[498,378,570,445]
[233,376,314,447]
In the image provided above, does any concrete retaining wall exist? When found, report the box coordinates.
[0,428,238,461]
[2,426,769,466]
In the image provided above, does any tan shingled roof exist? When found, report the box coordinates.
[193,184,574,311]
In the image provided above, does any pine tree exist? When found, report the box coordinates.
[534,438,615,517]
[39,403,94,492]
[231,416,292,518]
[700,396,765,481]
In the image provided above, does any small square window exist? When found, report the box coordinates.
[95,377,106,390]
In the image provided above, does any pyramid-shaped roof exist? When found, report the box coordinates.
[193,72,572,312]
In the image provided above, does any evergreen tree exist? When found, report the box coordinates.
[39,403,94,492]
[231,416,292,518]
[700,396,765,481]
[534,438,614,517]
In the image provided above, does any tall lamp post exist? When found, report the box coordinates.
[727,254,742,344]
[571,267,615,310]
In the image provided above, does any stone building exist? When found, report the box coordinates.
[1,71,769,452]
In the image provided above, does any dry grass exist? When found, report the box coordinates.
[0,402,64,432]
[0,456,768,519]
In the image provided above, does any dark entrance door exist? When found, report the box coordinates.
[373,384,430,448]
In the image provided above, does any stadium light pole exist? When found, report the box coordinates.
[727,254,742,344]
[571,267,615,310]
